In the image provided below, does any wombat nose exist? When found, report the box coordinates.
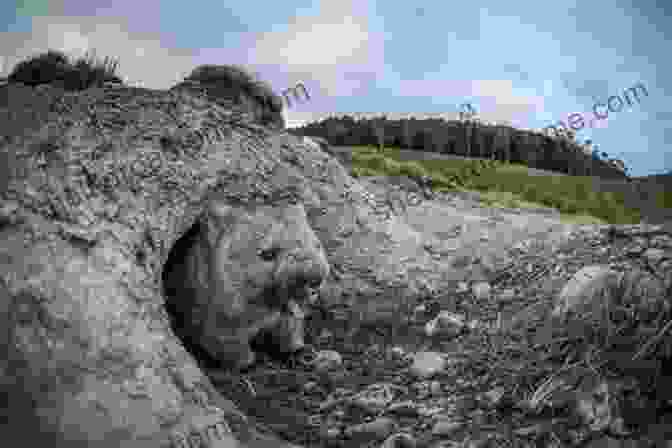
[279,251,329,291]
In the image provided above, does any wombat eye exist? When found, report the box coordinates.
[258,247,280,261]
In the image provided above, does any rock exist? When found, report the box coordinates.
[344,417,397,442]
[388,346,407,360]
[457,281,470,293]
[317,328,333,344]
[471,281,491,300]
[352,383,398,411]
[387,401,421,417]
[497,288,516,302]
[643,247,666,265]
[303,381,320,394]
[425,311,467,338]
[309,350,343,372]
[412,304,428,321]
[409,352,447,379]
[552,265,618,319]
[319,426,343,439]
[380,432,417,448]
[431,419,464,436]
[482,387,506,407]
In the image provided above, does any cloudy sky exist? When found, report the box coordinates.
[1,0,670,176]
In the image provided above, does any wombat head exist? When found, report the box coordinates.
[167,199,329,370]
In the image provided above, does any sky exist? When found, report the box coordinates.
[1,0,671,177]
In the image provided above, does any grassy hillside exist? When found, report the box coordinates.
[348,145,658,225]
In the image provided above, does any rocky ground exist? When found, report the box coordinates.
[197,181,672,448]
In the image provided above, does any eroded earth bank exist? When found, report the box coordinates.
[0,75,670,448]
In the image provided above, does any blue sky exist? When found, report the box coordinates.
[1,0,670,177]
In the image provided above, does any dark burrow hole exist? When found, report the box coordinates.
[161,220,224,371]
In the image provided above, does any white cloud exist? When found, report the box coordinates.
[0,15,197,89]
[250,0,384,96]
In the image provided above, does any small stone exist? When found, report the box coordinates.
[431,419,464,436]
[344,417,397,441]
[388,346,406,360]
[311,350,343,372]
[456,281,469,293]
[482,386,506,407]
[409,351,447,379]
[381,432,417,448]
[320,426,342,439]
[471,281,491,300]
[643,248,666,265]
[425,311,466,338]
[498,288,516,302]
[412,304,427,321]
[350,383,396,412]
[552,265,618,318]
[317,328,333,344]
[387,401,420,417]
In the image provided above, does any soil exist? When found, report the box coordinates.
[196,188,597,448]
[192,150,671,447]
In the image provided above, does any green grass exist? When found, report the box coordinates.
[349,145,643,225]
[656,190,672,209]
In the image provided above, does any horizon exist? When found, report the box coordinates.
[1,0,670,177]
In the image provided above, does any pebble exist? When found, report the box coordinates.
[425,311,466,338]
[387,401,421,417]
[344,417,397,441]
[351,384,396,412]
[471,281,491,300]
[482,386,506,407]
[408,351,447,379]
[317,328,333,344]
[643,247,666,265]
[381,432,417,448]
[303,381,319,394]
[497,288,516,302]
[552,265,616,318]
[311,350,343,372]
[456,281,469,293]
[321,426,342,439]
[412,304,427,321]
[388,346,407,360]
[431,419,464,436]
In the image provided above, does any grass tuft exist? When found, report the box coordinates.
[7,49,122,91]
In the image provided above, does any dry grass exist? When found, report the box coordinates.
[6,49,122,91]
